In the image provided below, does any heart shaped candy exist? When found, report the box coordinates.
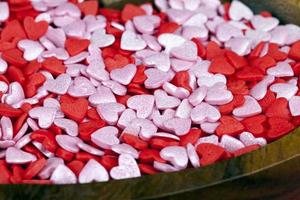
[68,76,96,97]
[54,118,78,137]
[144,68,170,89]
[188,87,207,106]
[18,39,44,61]
[117,109,137,129]
[130,118,158,140]
[164,118,191,136]
[6,147,37,164]
[4,82,25,105]
[91,126,119,149]
[0,2,9,22]
[110,154,141,180]
[160,146,188,169]
[133,15,161,34]
[97,103,125,125]
[121,30,147,51]
[78,159,109,183]
[229,0,253,21]
[88,86,116,106]
[191,102,221,124]
[270,83,298,100]
[127,95,155,119]
[29,107,57,129]
[44,74,72,95]
[239,132,267,147]
[50,164,77,184]
[56,135,82,153]
[91,29,115,48]
[110,64,137,85]
[233,96,262,118]
[289,96,300,116]
[38,158,64,179]
[171,41,198,61]
[251,15,279,32]
[0,116,13,140]
[205,83,233,106]
[112,143,139,159]
[144,52,170,72]
[220,135,245,153]
[197,74,226,88]
[23,16,49,40]
[267,61,294,77]
[154,89,181,110]
[158,33,186,53]
[151,109,176,130]
[187,143,200,168]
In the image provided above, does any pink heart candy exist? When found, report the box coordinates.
[144,68,170,89]
[162,82,190,99]
[97,103,125,125]
[197,74,226,88]
[77,142,104,156]
[166,8,193,24]
[246,29,271,48]
[251,15,279,32]
[188,87,207,106]
[189,60,212,78]
[4,82,25,105]
[68,76,96,97]
[44,98,64,118]
[158,33,186,52]
[130,118,157,140]
[91,29,115,48]
[121,30,147,51]
[225,37,252,56]
[164,118,191,136]
[195,135,219,146]
[63,20,86,38]
[110,154,141,180]
[133,15,161,34]
[171,58,194,72]
[79,159,109,183]
[29,107,57,129]
[13,123,28,142]
[0,2,9,22]
[229,0,253,21]
[50,164,77,184]
[66,64,84,77]
[175,99,192,119]
[6,147,37,164]
[153,132,180,141]
[54,2,81,18]
[56,135,82,153]
[160,146,188,169]
[216,22,243,42]
[151,109,176,130]
[239,132,267,147]
[267,61,294,77]
[117,109,137,129]
[18,39,44,61]
[200,122,220,134]
[250,75,275,100]
[42,48,69,60]
[32,141,55,158]
[0,81,8,93]
[110,64,137,85]
[88,86,116,106]
[127,95,155,119]
[171,41,198,61]
[91,126,119,149]
[54,118,78,137]
[184,13,207,27]
[102,80,127,96]
[84,15,106,32]
[144,52,170,72]
[64,52,89,65]
[191,102,221,124]
[38,157,64,179]
[270,83,298,100]
[86,61,109,81]
[154,89,181,110]
[289,96,300,116]
[112,143,139,159]
[44,74,72,95]
[142,34,162,51]
[0,116,13,140]
[0,56,8,74]
[153,161,178,172]
[46,27,66,48]
[233,96,262,118]
[0,140,15,149]
[187,143,200,168]
[205,83,233,105]
[220,135,245,153]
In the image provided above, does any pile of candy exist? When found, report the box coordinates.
[1,0,300,184]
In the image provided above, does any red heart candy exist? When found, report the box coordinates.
[121,4,146,22]
[23,158,47,180]
[192,38,206,59]
[139,149,166,163]
[219,94,245,115]
[249,42,266,59]
[78,0,98,16]
[258,90,276,112]
[23,16,49,40]
[24,73,46,98]
[157,22,180,35]
[104,54,130,72]
[7,66,26,85]
[171,71,192,92]
[61,98,89,122]
[0,103,23,117]
[216,116,245,137]
[179,128,202,146]
[56,148,74,162]
[67,160,85,176]
[250,55,276,73]
[131,65,147,84]
[1,20,26,42]
[42,57,66,75]
[265,98,291,119]
[23,60,42,76]
[2,48,27,67]
[65,38,90,57]
[267,43,287,61]
[227,79,249,95]
[235,66,264,81]
[289,40,300,61]
[30,130,57,152]
[79,120,106,141]
[149,138,179,150]
[196,143,225,166]
[206,41,225,60]
[209,56,235,75]
[241,115,267,137]
[99,155,118,171]
[87,108,101,120]
[225,51,248,69]
[267,117,295,140]
[122,133,148,150]
[233,144,260,157]
[139,163,159,175]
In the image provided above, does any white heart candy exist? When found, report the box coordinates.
[197,74,226,88]
[166,8,193,24]
[44,74,72,95]
[0,2,9,22]
[42,48,69,60]
[158,33,186,53]
[91,126,119,149]
[38,157,64,179]
[171,41,198,61]
[29,107,57,129]
[144,68,170,89]
[184,13,207,27]
[191,102,221,124]
[205,84,233,106]
[175,99,193,119]
[79,159,109,183]
[133,15,161,34]
[267,61,294,77]
[127,95,155,119]
[250,75,275,100]
[54,118,78,136]
[130,118,157,140]
[18,39,44,61]
[121,30,147,51]
[0,116,13,140]
[4,82,25,105]
[110,64,137,85]
[91,29,115,48]
[6,147,37,164]
[97,103,125,125]
[102,80,127,96]
[200,122,220,134]
[68,76,96,97]
[188,86,207,106]
[229,0,253,21]
[160,146,188,169]
[186,143,200,168]
[151,109,176,130]
[112,143,139,159]
[110,154,141,180]
[239,132,267,147]
[251,15,279,32]
[164,118,191,136]
[154,89,181,110]
[144,52,170,72]
[225,37,252,56]
[220,135,245,153]
[0,56,8,74]
[162,82,190,99]
[289,96,300,116]
[50,164,77,184]
[117,109,137,129]
[88,86,116,106]
[270,83,298,100]
[216,22,243,42]
[195,135,219,146]
[56,135,82,153]
[233,96,262,118]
